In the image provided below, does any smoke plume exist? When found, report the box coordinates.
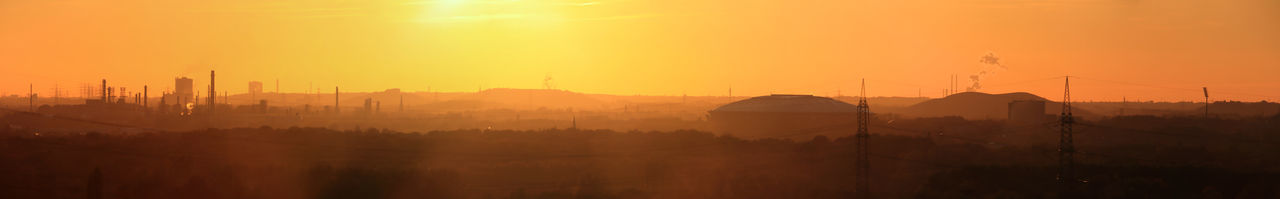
[967,52,1008,92]
[543,73,556,90]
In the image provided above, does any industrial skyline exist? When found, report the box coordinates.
[1,73,1275,104]
[3,0,1278,101]
[2,1,1278,198]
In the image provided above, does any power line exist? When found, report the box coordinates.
[977,76,1066,89]
[1075,75,1274,98]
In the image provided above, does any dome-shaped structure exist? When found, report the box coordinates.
[712,94,858,113]
[709,95,858,139]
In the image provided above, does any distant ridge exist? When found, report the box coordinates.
[451,88,605,109]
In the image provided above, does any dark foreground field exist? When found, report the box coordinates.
[2,115,1279,199]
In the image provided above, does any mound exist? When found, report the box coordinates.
[897,92,1057,120]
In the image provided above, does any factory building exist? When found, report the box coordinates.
[1007,100,1048,124]
[172,77,194,105]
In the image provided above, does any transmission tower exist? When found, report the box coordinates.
[1058,76,1075,198]
[855,79,871,199]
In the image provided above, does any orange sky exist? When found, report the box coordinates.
[2,0,1278,102]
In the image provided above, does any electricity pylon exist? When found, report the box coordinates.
[856,79,871,199]
[1059,76,1075,198]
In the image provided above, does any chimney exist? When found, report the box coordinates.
[209,70,215,115]
[101,79,107,101]
[335,86,340,113]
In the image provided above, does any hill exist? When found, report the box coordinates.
[894,92,1079,120]
[442,88,607,110]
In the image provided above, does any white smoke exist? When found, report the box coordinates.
[543,73,556,90]
[967,52,1008,92]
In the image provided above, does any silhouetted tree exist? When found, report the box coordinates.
[87,167,102,199]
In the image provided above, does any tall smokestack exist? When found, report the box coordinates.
[209,70,215,115]
[335,87,340,113]
[159,91,167,114]
[101,79,107,101]
[1203,87,1209,118]
[143,86,148,108]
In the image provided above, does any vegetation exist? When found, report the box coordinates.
[0,114,1277,198]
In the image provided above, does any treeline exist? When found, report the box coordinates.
[0,127,895,198]
[920,166,1280,198]
[1,114,1277,198]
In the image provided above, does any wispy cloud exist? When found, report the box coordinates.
[403,0,615,7]
[570,13,665,21]
[419,14,530,23]
[182,7,362,15]
[406,0,660,24]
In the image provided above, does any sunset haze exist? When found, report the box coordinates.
[3,0,1277,101]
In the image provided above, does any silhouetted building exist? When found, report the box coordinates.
[364,98,373,115]
[86,81,106,104]
[174,77,194,104]
[708,94,858,139]
[1008,100,1047,124]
